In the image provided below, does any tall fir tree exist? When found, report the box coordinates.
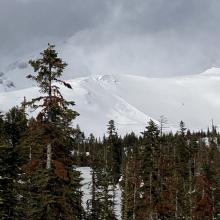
[0,106,28,219]
[139,119,160,219]
[21,44,83,219]
[107,120,122,184]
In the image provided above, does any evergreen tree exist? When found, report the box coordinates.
[0,107,28,219]
[0,112,14,220]
[22,44,83,219]
[4,106,28,149]
[87,145,117,220]
[139,120,160,219]
[107,120,122,183]
[121,132,141,220]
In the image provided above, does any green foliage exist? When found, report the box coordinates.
[106,120,122,183]
[19,44,83,219]
[26,43,79,122]
[0,107,28,219]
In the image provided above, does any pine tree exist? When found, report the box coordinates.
[107,120,122,184]
[22,44,83,219]
[138,119,160,219]
[26,43,78,170]
[0,112,14,220]
[86,121,120,219]
[121,133,141,220]
[4,106,28,149]
[0,107,28,219]
[87,148,117,220]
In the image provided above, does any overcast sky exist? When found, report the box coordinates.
[1,0,220,76]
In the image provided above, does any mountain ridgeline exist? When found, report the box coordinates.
[1,45,220,219]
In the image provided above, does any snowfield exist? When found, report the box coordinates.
[1,66,220,136]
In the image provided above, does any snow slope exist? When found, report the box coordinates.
[114,72,220,131]
[1,67,220,136]
[0,74,155,136]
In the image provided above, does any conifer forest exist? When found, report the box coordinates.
[1,45,220,220]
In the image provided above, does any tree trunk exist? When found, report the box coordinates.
[47,143,52,169]
[123,162,129,220]
[46,111,52,170]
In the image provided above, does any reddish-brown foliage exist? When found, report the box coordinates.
[23,159,39,174]
[193,175,214,219]
[53,160,69,181]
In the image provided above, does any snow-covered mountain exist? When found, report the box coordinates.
[0,74,155,136]
[1,67,220,136]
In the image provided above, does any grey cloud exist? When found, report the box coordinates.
[0,0,109,55]
[1,0,220,76]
